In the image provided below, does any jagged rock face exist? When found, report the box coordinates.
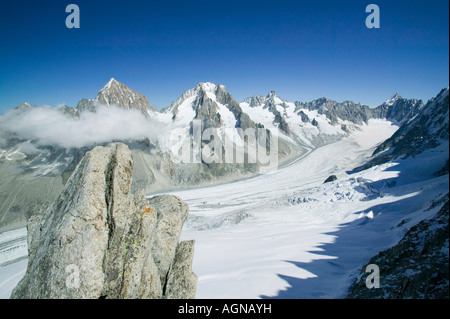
[245,95,266,108]
[243,92,293,136]
[240,91,423,148]
[193,89,223,130]
[97,78,156,114]
[437,159,449,176]
[76,78,157,117]
[265,93,292,137]
[76,98,96,113]
[10,142,197,299]
[347,197,449,299]
[374,88,448,157]
[295,98,372,125]
[323,175,337,183]
[14,102,36,111]
[353,88,449,172]
[167,82,258,131]
[373,96,423,123]
[298,110,309,123]
[294,96,422,126]
[215,84,258,131]
[57,105,79,118]
[3,82,443,234]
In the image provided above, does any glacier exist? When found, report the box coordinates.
[1,118,446,298]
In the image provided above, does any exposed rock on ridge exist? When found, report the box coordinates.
[351,87,449,172]
[346,197,449,299]
[76,78,156,117]
[11,142,196,299]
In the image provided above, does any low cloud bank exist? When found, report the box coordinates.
[0,105,164,149]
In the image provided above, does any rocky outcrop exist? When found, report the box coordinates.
[76,78,157,116]
[323,175,338,183]
[296,98,372,126]
[294,95,422,126]
[346,197,449,299]
[14,102,37,111]
[436,159,449,177]
[10,142,197,299]
[372,88,448,159]
[371,94,423,123]
[351,88,449,173]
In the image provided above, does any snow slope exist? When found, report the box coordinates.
[164,118,447,298]
[0,119,447,299]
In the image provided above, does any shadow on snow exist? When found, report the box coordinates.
[261,156,448,299]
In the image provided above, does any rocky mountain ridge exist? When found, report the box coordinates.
[345,88,449,299]
[11,79,423,144]
[11,143,196,299]
[352,87,449,172]
[243,91,423,136]
[1,80,448,300]
[76,78,157,117]
[347,195,449,299]
[1,80,447,234]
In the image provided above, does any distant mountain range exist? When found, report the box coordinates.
[0,79,448,233]
[13,78,426,148]
[353,87,449,172]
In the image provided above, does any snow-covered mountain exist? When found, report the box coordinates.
[76,78,157,117]
[0,80,445,235]
[372,93,424,123]
[0,81,296,233]
[158,82,258,131]
[0,80,448,299]
[242,91,294,136]
[241,92,352,148]
[241,91,424,148]
[14,102,36,111]
[153,82,299,179]
[376,87,448,155]
[7,79,425,153]
[355,87,449,171]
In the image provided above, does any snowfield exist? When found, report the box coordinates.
[0,119,448,299]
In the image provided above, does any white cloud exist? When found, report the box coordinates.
[0,105,165,149]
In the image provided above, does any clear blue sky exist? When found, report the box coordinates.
[0,0,448,112]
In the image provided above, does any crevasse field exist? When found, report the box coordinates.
[0,119,448,299]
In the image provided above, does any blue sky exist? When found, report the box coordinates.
[0,0,448,112]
